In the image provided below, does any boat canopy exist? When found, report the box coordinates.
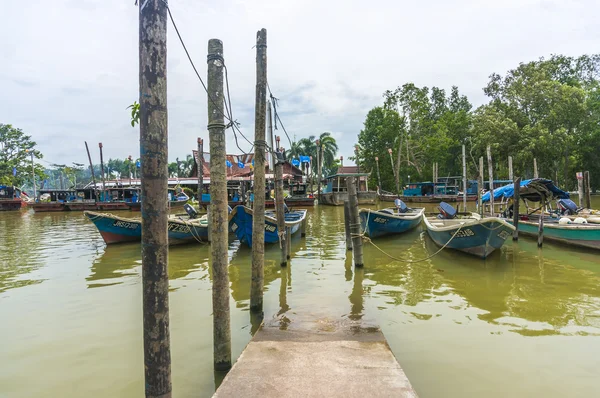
[481,178,569,203]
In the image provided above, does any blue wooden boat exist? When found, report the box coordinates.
[423,202,515,259]
[85,210,208,245]
[358,205,424,238]
[228,205,307,248]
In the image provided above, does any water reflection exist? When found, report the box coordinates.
[364,228,600,336]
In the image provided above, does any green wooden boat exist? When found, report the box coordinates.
[510,215,600,251]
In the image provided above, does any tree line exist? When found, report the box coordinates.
[356,54,600,192]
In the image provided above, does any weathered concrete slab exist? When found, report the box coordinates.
[213,317,417,397]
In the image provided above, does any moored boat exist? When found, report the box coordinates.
[0,186,26,211]
[481,179,600,251]
[510,215,600,250]
[85,210,208,245]
[359,204,424,238]
[423,202,515,259]
[228,205,307,248]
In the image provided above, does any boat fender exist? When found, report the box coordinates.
[573,217,588,224]
[558,217,571,225]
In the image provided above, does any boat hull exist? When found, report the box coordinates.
[359,208,424,238]
[512,219,600,250]
[320,191,377,206]
[85,211,208,245]
[30,202,67,212]
[68,202,131,211]
[228,206,306,248]
[0,199,25,211]
[126,201,187,212]
[424,216,515,259]
[285,197,315,207]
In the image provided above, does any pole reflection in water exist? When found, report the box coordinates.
[277,263,291,330]
[348,265,364,321]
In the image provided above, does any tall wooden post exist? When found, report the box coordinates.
[478,156,484,216]
[487,146,494,216]
[271,108,287,266]
[346,176,364,267]
[251,28,267,313]
[197,138,204,203]
[344,201,352,251]
[375,157,382,193]
[513,177,521,241]
[316,142,322,200]
[84,141,97,203]
[462,145,467,211]
[508,156,513,180]
[577,172,584,208]
[338,156,343,192]
[533,158,539,178]
[139,0,171,395]
[29,151,37,200]
[207,38,231,371]
[99,143,106,202]
[584,171,592,209]
[538,195,545,247]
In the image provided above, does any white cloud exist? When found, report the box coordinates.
[0,0,598,167]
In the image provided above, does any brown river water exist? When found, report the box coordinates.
[1,198,600,397]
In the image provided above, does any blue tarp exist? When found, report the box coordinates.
[226,160,232,168]
[238,161,245,168]
[481,179,569,203]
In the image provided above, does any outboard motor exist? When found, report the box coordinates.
[183,203,198,219]
[437,201,457,220]
[557,199,578,215]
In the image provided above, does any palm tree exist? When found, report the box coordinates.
[286,132,339,182]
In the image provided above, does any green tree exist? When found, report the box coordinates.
[0,124,46,187]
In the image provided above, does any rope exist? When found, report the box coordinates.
[277,229,286,249]
[357,209,467,263]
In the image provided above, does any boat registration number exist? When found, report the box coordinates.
[265,224,277,233]
[113,221,139,230]
[373,217,388,224]
[168,224,190,233]
[455,229,474,238]
[497,230,510,240]
[230,223,238,232]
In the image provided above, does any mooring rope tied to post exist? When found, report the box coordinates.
[354,209,467,263]
[277,229,286,249]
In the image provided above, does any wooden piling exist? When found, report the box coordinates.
[197,138,204,204]
[487,146,494,216]
[508,156,513,181]
[207,38,231,371]
[286,226,292,260]
[534,158,539,178]
[346,176,364,267]
[251,28,267,313]
[538,195,545,247]
[577,172,584,208]
[98,143,106,202]
[462,145,467,211]
[478,156,484,216]
[375,157,381,194]
[84,141,98,203]
[344,201,352,251]
[584,171,592,209]
[300,218,306,238]
[139,0,171,395]
[317,144,323,202]
[513,177,521,241]
[270,104,287,267]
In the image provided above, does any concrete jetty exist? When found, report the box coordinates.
[213,316,417,397]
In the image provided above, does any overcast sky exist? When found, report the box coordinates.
[1,0,598,168]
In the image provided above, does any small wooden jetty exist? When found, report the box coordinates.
[213,317,417,397]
